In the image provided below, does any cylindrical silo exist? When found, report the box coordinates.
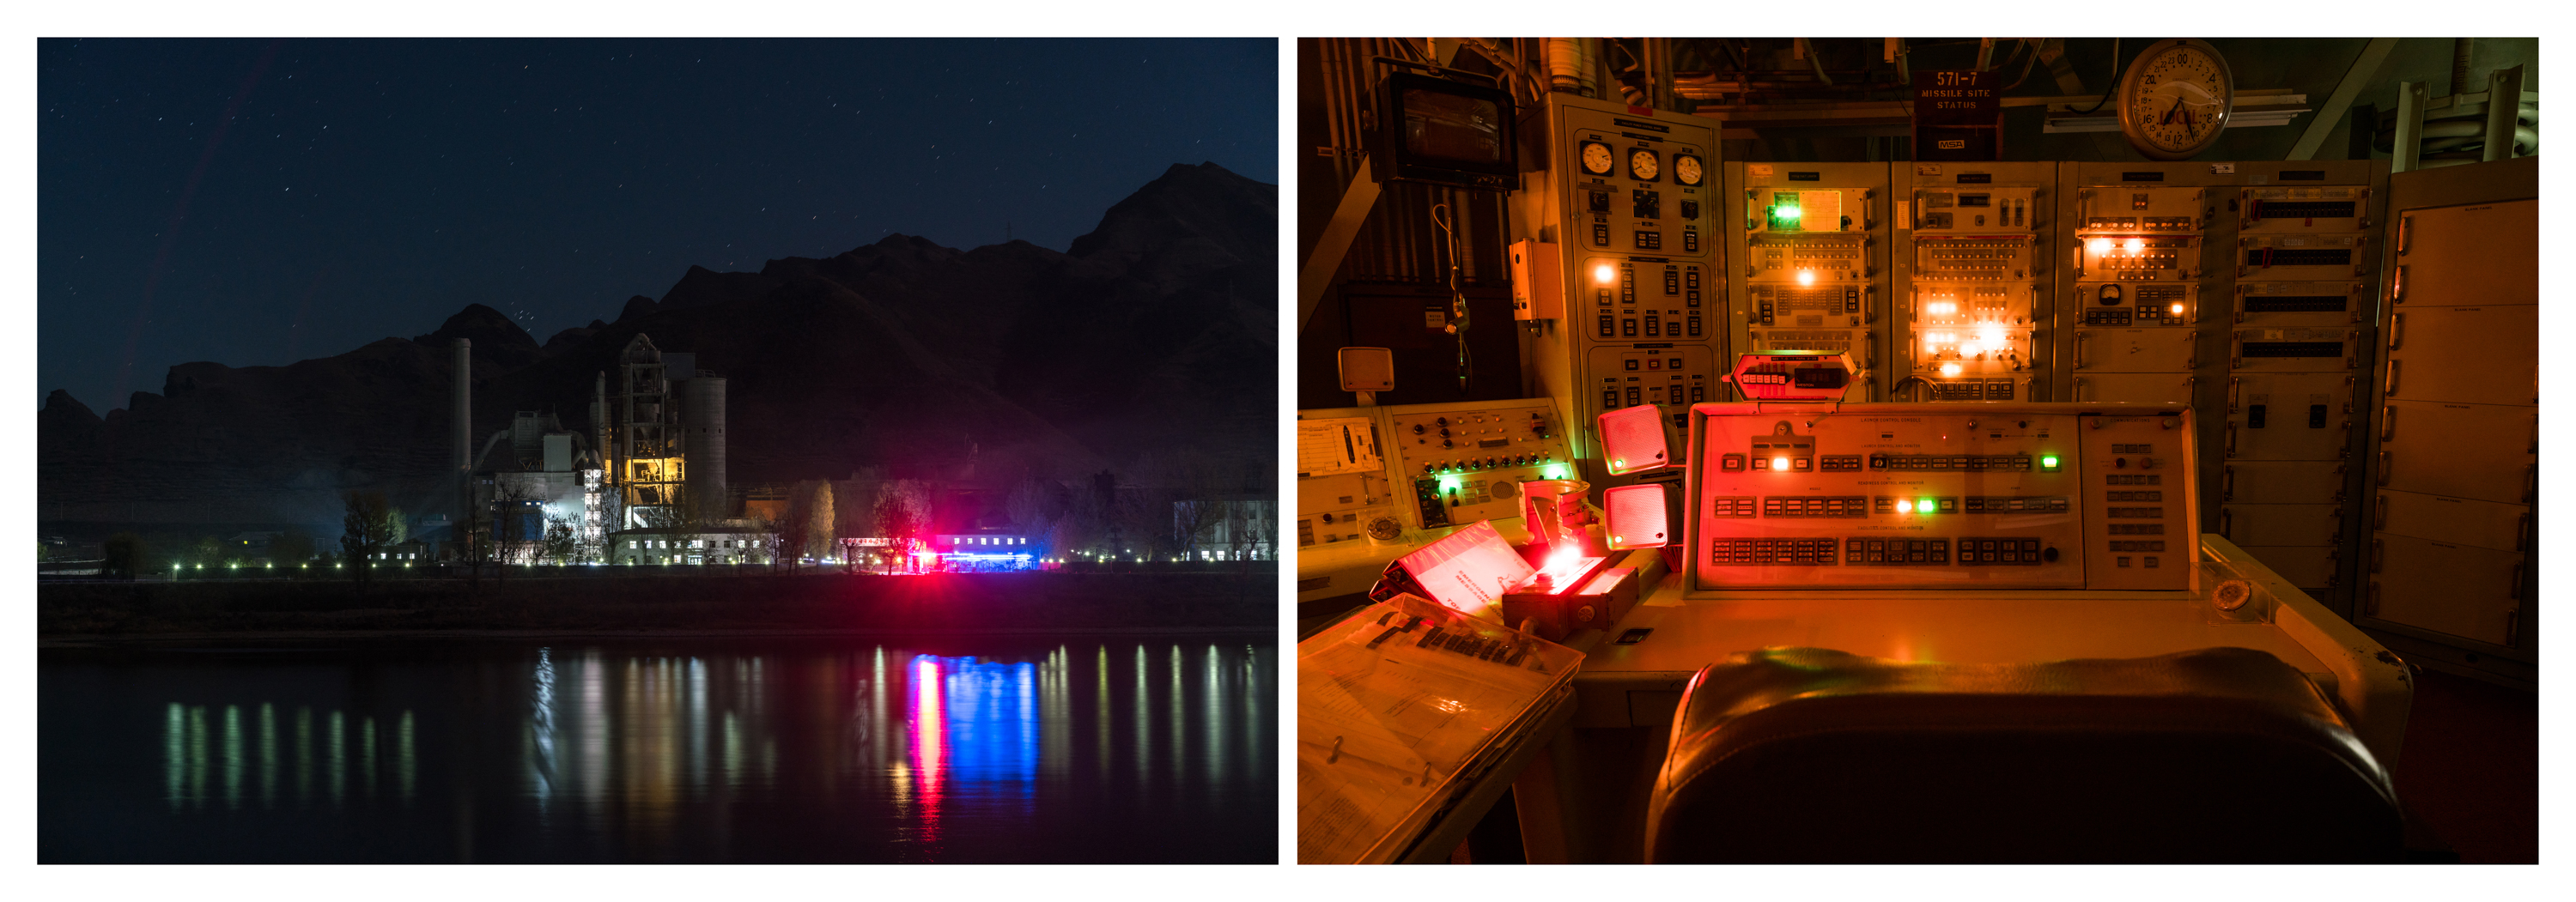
[683,376,726,522]
[453,338,472,521]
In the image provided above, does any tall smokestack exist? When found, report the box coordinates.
[453,338,471,521]
[683,375,727,522]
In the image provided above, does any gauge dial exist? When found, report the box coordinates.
[1628,148,1660,181]
[1674,154,1704,186]
[1579,142,1614,175]
[2117,39,2233,160]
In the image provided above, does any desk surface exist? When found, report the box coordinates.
[1585,587,2330,678]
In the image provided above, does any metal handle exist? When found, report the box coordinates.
[2228,377,2241,413]
[2376,451,2391,486]
[2222,465,2235,500]
[2370,538,2384,573]
[2385,359,2401,397]
[2224,421,2237,457]
[2219,508,2233,539]
[2397,214,2412,256]
[2516,512,2528,552]
[2072,377,2088,402]
[2388,312,2405,350]
[2391,264,2407,303]
[2524,463,2537,503]
[2074,332,2087,370]
[2372,494,2387,530]
[2381,405,2396,442]
[2184,331,2198,368]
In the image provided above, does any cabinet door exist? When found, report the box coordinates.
[2239,544,2339,589]
[2397,199,2536,306]
[2374,489,2528,554]
[2221,503,2341,547]
[2383,305,2536,404]
[2074,372,2194,404]
[2224,372,2354,461]
[2074,328,2195,372]
[2225,460,2348,505]
[2377,400,2535,504]
[2368,533,2522,648]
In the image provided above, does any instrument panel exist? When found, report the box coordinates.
[1684,403,2198,592]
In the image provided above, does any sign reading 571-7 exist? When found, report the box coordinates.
[1916,70,2000,118]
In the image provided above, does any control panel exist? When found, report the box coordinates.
[1296,409,1399,550]
[1899,163,2052,402]
[1382,399,1574,530]
[1683,403,2197,592]
[1729,162,1886,403]
[2068,179,2215,407]
[1530,94,1723,490]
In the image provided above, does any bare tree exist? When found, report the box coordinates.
[872,481,931,573]
[542,515,579,565]
[339,490,397,587]
[800,480,835,566]
[490,481,544,584]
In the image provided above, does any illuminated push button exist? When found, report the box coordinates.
[1771,456,1791,471]
[1751,457,1769,470]
[1792,457,1811,471]
[1721,453,1747,471]
[2039,454,2061,471]
[1895,499,1914,513]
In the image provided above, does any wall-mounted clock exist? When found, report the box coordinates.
[2117,39,2234,160]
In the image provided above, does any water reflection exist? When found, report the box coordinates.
[64,637,1273,863]
[161,701,416,812]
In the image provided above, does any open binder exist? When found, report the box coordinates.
[1297,592,1583,863]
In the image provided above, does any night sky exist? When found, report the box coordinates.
[38,38,1277,413]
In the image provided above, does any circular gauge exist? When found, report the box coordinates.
[1628,148,1660,181]
[2117,39,2234,160]
[1364,514,1404,543]
[1674,154,1704,186]
[2097,284,2124,306]
[1579,141,1614,175]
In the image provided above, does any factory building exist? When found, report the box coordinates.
[469,410,605,563]
[592,334,767,563]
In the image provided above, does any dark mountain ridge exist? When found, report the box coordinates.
[40,162,1276,528]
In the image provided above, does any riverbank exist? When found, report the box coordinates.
[38,569,1275,640]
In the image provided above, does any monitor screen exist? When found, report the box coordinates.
[1400,88,1505,166]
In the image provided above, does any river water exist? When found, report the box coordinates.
[40,635,1276,863]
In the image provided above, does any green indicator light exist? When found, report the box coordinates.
[1438,474,1463,492]
[1777,204,1801,220]
[2041,455,2060,469]
[1544,463,1570,480]
[1919,497,1936,513]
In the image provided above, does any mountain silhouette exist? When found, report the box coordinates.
[39,162,1277,528]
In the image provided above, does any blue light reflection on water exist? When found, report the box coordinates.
[46,636,1273,863]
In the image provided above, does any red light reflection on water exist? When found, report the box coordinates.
[910,657,945,843]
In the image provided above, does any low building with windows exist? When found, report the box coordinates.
[607,524,775,566]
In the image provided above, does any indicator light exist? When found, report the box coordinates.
[2088,238,2111,255]
[1778,204,1801,220]
[2123,238,2144,253]
[1611,457,1625,469]
[2041,455,2061,471]
[1543,463,1570,479]
[1438,474,1462,492]
[1896,499,1913,513]
[1796,269,1816,287]
[2170,303,2185,315]
[1594,263,1616,284]
[1771,456,1790,471]
[1941,362,1963,377]
[1919,497,1937,512]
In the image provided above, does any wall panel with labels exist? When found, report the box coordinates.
[1524,94,1722,492]
[2358,157,2536,687]
[1725,161,1889,403]
[1893,162,2057,403]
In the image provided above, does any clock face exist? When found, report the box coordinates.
[2119,39,2233,160]
[1628,148,1659,181]
[1674,154,1704,186]
[1580,142,1614,175]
